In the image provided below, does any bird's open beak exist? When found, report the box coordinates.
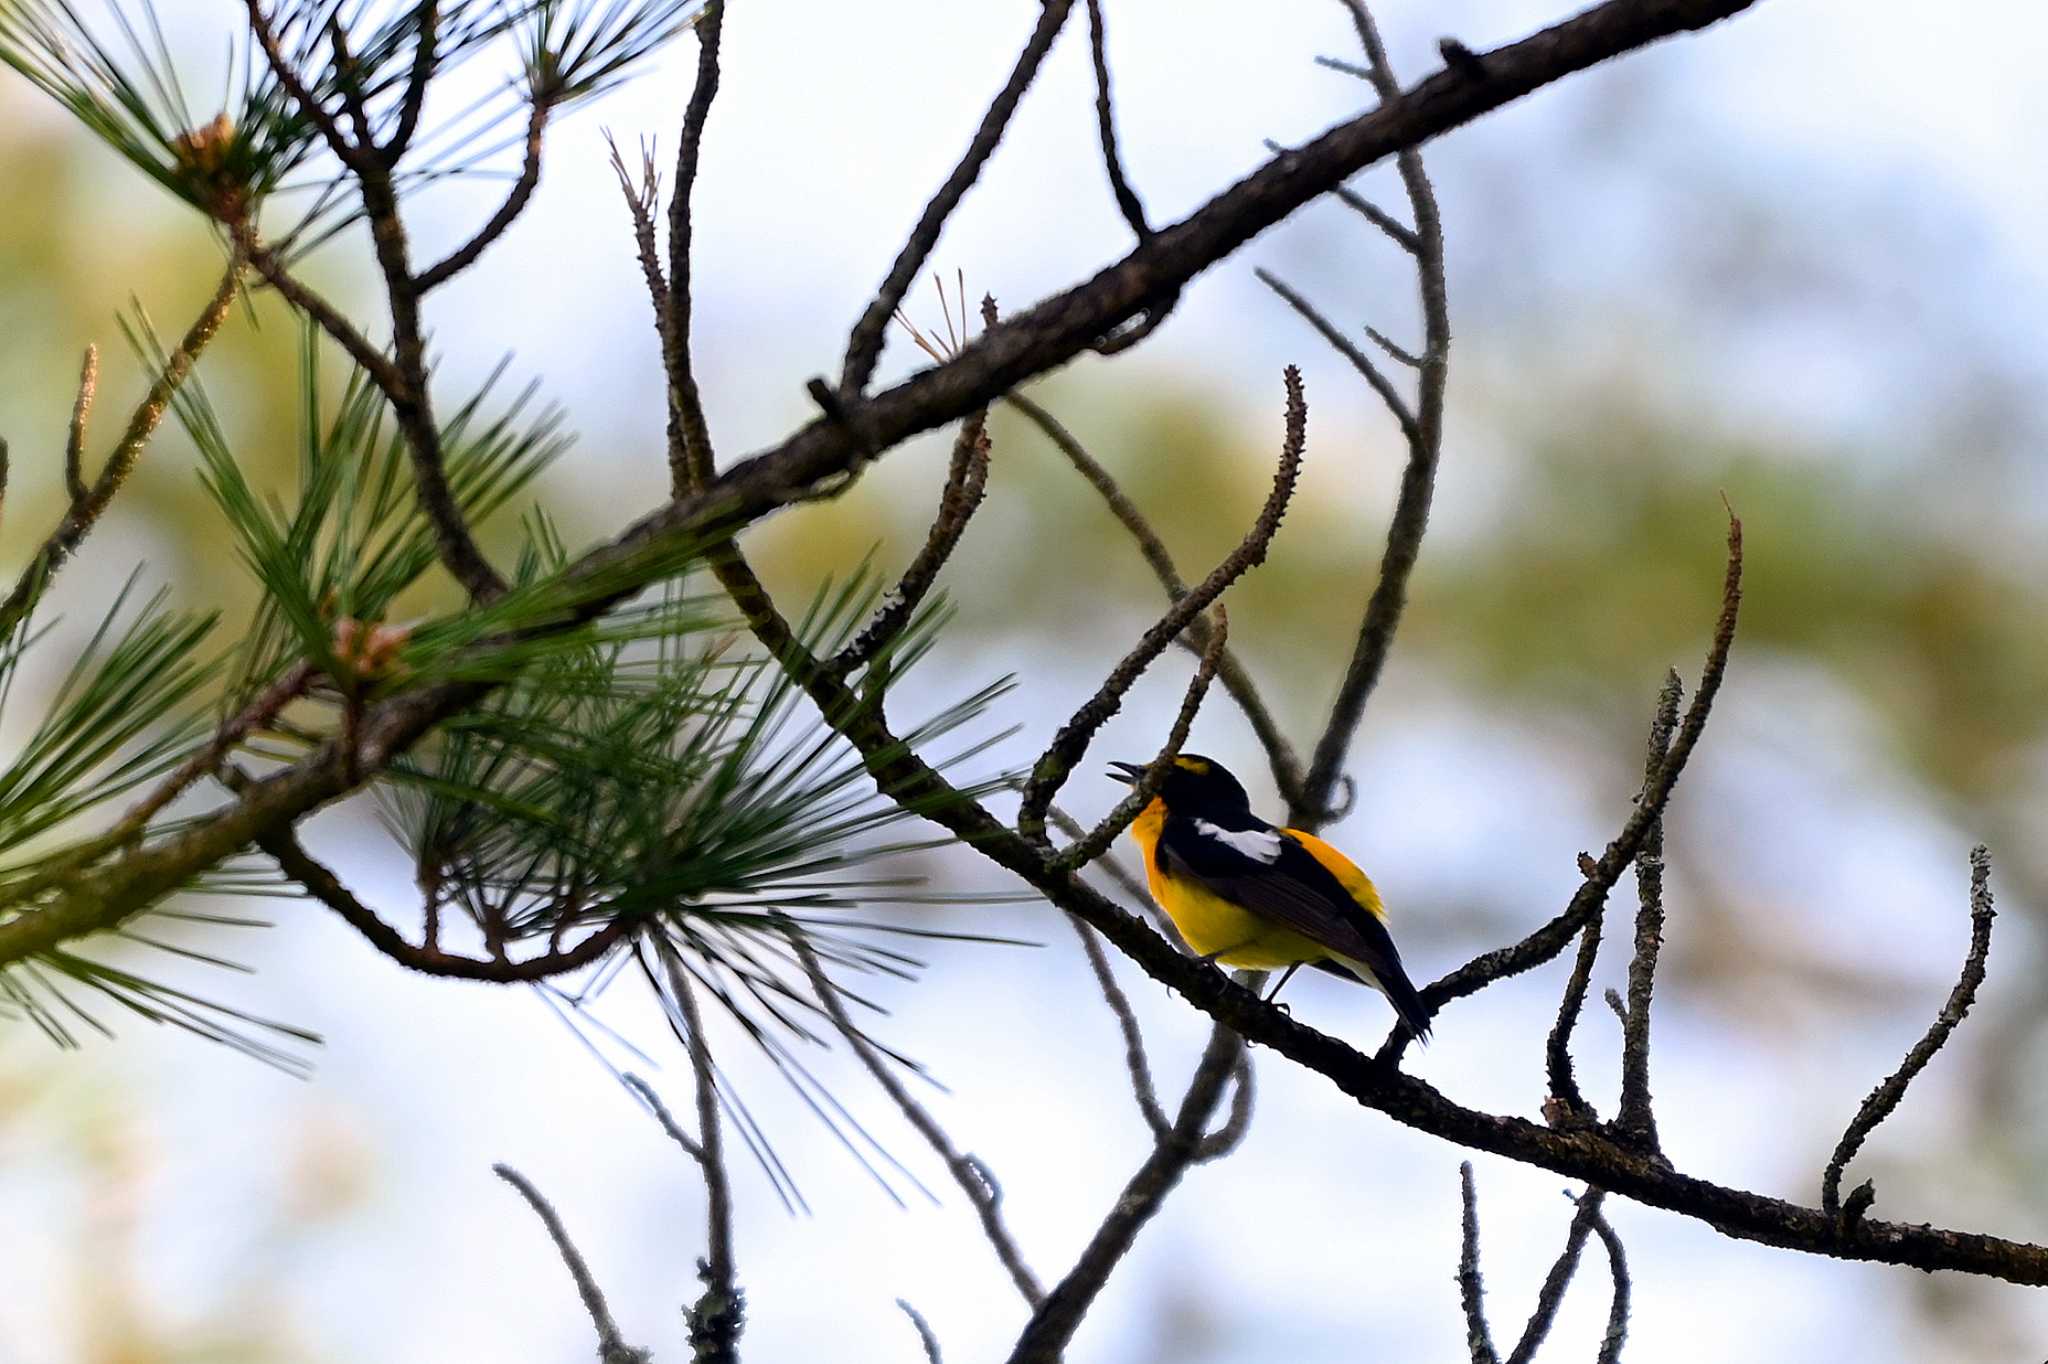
[1106,761,1144,785]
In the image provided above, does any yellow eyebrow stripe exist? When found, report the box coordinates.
[1280,828,1386,921]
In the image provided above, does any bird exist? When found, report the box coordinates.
[1108,753,1432,1039]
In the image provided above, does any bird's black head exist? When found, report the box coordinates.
[1107,754,1253,818]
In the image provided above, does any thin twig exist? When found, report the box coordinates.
[657,942,743,1363]
[796,934,1044,1307]
[415,101,550,292]
[1584,1200,1631,1364]
[839,0,1075,395]
[62,345,95,503]
[382,0,440,160]
[1821,845,1996,1220]
[1006,1022,1244,1364]
[1291,0,1452,825]
[1083,0,1150,240]
[493,1164,651,1364]
[1257,269,1418,445]
[1068,916,1171,1138]
[1458,1163,1500,1364]
[834,414,992,674]
[1381,511,1742,1065]
[258,821,631,980]
[1542,890,1604,1122]
[0,262,240,639]
[1546,671,1680,1123]
[666,0,725,495]
[1504,1191,1605,1364]
[115,663,316,838]
[1052,604,1228,871]
[236,227,404,390]
[1614,671,1683,1151]
[1004,391,1307,805]
[898,1299,943,1363]
[1017,369,1306,842]
[623,1072,706,1162]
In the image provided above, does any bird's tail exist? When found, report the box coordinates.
[1382,964,1434,1044]
[1329,953,1435,1042]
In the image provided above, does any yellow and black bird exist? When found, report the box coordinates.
[1109,754,1432,1039]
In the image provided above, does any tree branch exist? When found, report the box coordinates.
[413,100,549,293]
[1005,1021,1245,1364]
[796,933,1043,1307]
[0,261,241,639]
[653,942,743,1363]
[493,1163,651,1364]
[839,0,1075,395]
[1614,670,1683,1151]
[1083,0,1151,240]
[1004,390,1308,807]
[1053,603,1228,872]
[1821,845,1996,1221]
[1457,1163,1500,1364]
[1017,369,1305,842]
[666,0,724,495]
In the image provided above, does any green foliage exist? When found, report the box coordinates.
[519,0,706,105]
[0,0,320,219]
[382,567,1017,1198]
[0,579,317,1069]
[157,319,564,711]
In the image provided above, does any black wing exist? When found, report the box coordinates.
[1156,815,1432,1038]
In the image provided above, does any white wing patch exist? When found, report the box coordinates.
[1193,820,1284,864]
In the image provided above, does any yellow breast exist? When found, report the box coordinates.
[1126,800,1336,968]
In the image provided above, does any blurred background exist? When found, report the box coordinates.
[3,0,2046,1360]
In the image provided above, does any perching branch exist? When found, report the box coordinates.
[1820,845,1997,1221]
[1017,368,1306,842]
